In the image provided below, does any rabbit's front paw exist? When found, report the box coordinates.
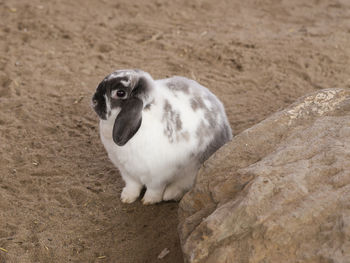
[141,188,164,205]
[121,184,142,204]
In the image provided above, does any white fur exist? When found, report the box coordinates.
[99,72,231,204]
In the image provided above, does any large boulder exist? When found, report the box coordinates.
[178,89,350,263]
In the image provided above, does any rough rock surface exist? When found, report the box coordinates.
[178,89,350,263]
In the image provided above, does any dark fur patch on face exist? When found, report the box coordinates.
[92,80,108,120]
[108,77,132,97]
[92,77,129,119]
[92,74,143,120]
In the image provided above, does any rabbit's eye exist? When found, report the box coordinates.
[111,89,127,99]
[117,90,126,98]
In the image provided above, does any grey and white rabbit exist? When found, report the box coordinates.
[92,69,232,205]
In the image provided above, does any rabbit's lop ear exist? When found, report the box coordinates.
[112,97,143,146]
[112,71,153,146]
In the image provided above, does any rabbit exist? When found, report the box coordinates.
[92,69,232,205]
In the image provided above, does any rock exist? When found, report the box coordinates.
[178,89,350,263]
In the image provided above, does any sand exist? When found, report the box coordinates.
[0,0,349,262]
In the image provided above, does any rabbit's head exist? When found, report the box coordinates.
[92,69,153,146]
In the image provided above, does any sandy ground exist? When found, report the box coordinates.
[0,0,349,262]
